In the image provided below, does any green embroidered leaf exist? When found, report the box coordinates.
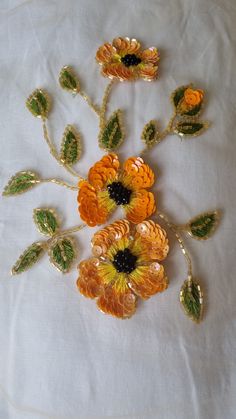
[180,279,203,322]
[60,125,82,165]
[49,237,76,273]
[26,89,50,118]
[33,208,60,237]
[59,66,79,92]
[12,242,45,275]
[99,110,124,151]
[182,103,202,117]
[188,211,220,240]
[2,171,39,196]
[174,121,209,137]
[171,85,188,108]
[141,120,157,146]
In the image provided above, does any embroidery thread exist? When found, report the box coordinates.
[2,37,220,323]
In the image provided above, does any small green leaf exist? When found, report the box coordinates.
[180,279,203,322]
[12,242,45,275]
[182,103,202,117]
[26,89,50,118]
[141,120,157,146]
[3,171,39,196]
[99,110,124,151]
[49,237,76,273]
[59,66,79,92]
[33,208,60,237]
[174,121,209,137]
[188,211,220,240]
[171,85,188,108]
[60,125,82,165]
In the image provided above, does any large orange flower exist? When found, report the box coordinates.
[77,219,169,318]
[96,37,160,81]
[78,154,156,227]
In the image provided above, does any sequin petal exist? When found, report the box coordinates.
[135,221,169,261]
[97,275,137,319]
[92,219,130,257]
[141,47,160,64]
[123,156,155,190]
[88,153,119,191]
[112,37,141,55]
[126,190,156,224]
[102,63,135,81]
[96,43,117,64]
[78,181,110,227]
[129,264,168,299]
[77,258,104,298]
[139,64,158,81]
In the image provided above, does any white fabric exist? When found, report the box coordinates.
[0,0,236,418]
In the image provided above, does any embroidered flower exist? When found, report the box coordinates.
[184,88,204,106]
[177,87,204,115]
[77,219,169,318]
[96,37,160,81]
[77,154,156,227]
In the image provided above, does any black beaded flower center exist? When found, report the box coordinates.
[107,181,132,205]
[113,248,137,274]
[121,54,142,67]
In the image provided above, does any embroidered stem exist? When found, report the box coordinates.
[140,110,177,156]
[157,211,193,281]
[78,91,100,116]
[46,223,86,246]
[99,79,115,130]
[35,178,79,191]
[42,119,85,180]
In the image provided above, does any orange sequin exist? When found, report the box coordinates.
[96,37,160,82]
[76,220,169,319]
[184,88,204,106]
[78,154,157,226]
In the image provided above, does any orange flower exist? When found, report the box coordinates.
[183,88,204,107]
[77,219,169,318]
[96,37,160,81]
[78,154,156,227]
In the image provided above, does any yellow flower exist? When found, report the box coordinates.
[96,37,160,81]
[77,154,156,227]
[184,88,204,106]
[77,219,169,318]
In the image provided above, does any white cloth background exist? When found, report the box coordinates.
[0,0,236,418]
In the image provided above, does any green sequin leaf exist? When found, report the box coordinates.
[182,103,202,117]
[180,280,203,322]
[171,85,188,108]
[33,208,60,237]
[2,171,39,196]
[12,242,45,275]
[26,89,50,118]
[59,66,79,92]
[141,120,157,146]
[188,211,220,240]
[48,237,76,273]
[174,121,209,137]
[99,110,124,151]
[60,125,82,165]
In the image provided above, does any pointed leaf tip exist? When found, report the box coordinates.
[180,279,203,322]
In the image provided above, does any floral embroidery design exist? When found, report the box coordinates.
[96,37,159,81]
[2,36,220,323]
[78,154,156,227]
[77,219,169,318]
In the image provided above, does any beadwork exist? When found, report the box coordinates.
[2,36,220,322]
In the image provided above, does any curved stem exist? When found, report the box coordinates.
[99,79,115,129]
[42,120,85,180]
[140,110,177,156]
[34,178,79,191]
[47,223,86,246]
[157,211,193,281]
[78,91,100,116]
